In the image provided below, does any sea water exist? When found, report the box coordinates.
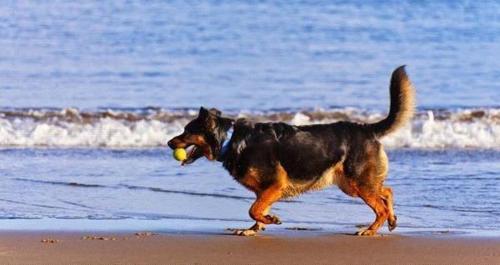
[0,1,498,235]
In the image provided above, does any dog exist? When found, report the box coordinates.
[168,66,414,236]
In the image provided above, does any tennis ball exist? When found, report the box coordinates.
[173,148,187,161]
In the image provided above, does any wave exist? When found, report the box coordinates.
[0,107,499,149]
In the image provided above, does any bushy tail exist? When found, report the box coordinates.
[368,65,415,137]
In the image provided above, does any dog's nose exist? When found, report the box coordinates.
[167,139,176,149]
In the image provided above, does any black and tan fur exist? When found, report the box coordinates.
[168,66,415,236]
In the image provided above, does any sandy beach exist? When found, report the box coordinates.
[0,231,498,265]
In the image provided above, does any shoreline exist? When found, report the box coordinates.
[0,230,498,264]
[0,218,499,238]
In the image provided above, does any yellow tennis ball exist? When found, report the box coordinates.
[173,148,187,161]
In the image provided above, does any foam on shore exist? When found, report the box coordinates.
[0,107,498,149]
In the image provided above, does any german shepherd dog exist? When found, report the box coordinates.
[168,66,414,236]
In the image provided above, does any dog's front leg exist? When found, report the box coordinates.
[235,185,283,236]
[231,165,287,236]
[230,185,284,236]
[229,205,269,236]
[249,187,283,225]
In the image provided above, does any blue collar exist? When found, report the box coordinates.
[220,127,233,157]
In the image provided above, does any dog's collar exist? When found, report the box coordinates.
[219,127,233,158]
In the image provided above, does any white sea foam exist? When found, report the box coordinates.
[382,110,500,149]
[0,108,498,149]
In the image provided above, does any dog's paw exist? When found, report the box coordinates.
[388,215,397,231]
[249,222,266,231]
[264,215,282,225]
[356,229,377,236]
[232,229,257,236]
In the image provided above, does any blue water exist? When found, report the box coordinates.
[0,148,498,235]
[1,1,499,110]
[0,1,499,235]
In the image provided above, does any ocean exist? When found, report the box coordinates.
[0,0,498,235]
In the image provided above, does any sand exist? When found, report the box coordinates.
[0,231,498,265]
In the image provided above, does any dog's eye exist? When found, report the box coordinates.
[184,125,202,134]
[184,123,196,131]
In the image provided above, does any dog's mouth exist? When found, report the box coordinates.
[181,144,204,165]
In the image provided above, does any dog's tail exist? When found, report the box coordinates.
[367,65,415,138]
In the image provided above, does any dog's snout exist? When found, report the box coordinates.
[167,139,177,149]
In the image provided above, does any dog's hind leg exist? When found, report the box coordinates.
[356,188,390,236]
[354,145,395,235]
[381,186,397,231]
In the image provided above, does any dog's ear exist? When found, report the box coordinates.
[209,108,221,116]
[199,107,217,129]
[199,107,209,118]
[199,107,222,118]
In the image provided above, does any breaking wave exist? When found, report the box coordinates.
[0,107,498,149]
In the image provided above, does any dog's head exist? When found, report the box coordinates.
[168,107,232,165]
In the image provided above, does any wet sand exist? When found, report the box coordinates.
[0,231,498,265]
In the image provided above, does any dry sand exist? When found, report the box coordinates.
[0,231,498,264]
